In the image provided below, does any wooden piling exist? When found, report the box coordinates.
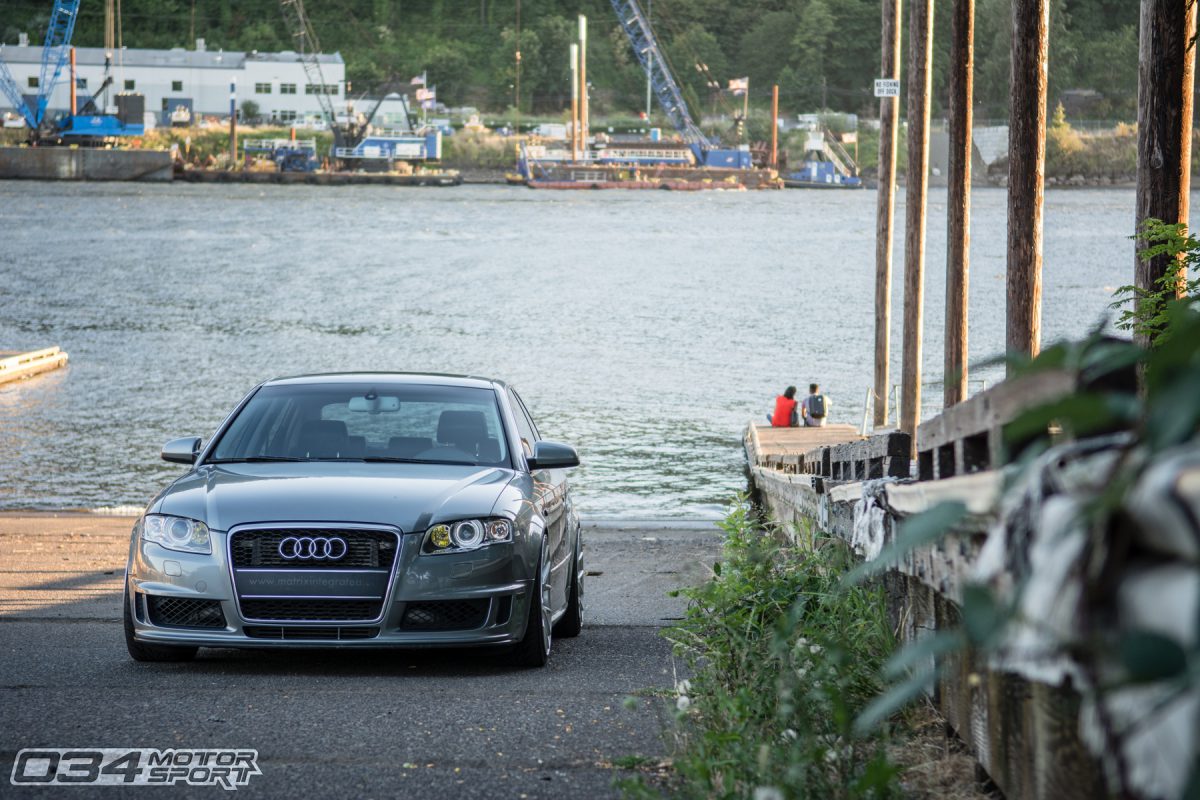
[1135,0,1197,331]
[69,47,77,116]
[1006,0,1049,369]
[901,0,934,441]
[945,0,974,407]
[770,84,779,169]
[874,0,902,429]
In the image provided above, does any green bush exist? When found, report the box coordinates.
[627,499,901,799]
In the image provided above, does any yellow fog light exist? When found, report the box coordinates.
[430,524,452,549]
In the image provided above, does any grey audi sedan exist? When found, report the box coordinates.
[124,373,582,667]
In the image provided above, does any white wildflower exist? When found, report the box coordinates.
[779,729,798,742]
[810,643,823,655]
[676,695,691,712]
[753,787,784,800]
[675,679,691,695]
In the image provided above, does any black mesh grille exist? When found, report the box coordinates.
[243,626,379,640]
[230,528,398,569]
[400,600,490,631]
[240,598,383,621]
[146,595,226,629]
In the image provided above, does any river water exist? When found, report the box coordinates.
[0,182,1158,518]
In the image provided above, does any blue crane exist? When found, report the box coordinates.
[608,0,749,169]
[1,0,144,142]
[0,0,81,131]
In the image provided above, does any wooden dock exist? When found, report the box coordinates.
[0,347,69,385]
[744,423,863,473]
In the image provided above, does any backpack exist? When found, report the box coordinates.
[809,394,826,419]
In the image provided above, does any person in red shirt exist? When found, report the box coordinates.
[769,386,799,427]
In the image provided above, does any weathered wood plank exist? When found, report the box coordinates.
[915,369,1074,478]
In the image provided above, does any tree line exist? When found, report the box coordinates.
[2,0,1139,120]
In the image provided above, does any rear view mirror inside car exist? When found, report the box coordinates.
[348,395,401,413]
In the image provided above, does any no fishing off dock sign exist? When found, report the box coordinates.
[874,79,900,97]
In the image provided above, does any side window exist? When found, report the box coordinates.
[508,390,537,457]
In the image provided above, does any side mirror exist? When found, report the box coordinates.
[161,436,202,465]
[526,440,580,471]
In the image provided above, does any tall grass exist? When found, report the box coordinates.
[623,499,901,799]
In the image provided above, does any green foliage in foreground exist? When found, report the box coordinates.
[1112,219,1200,347]
[853,298,1200,799]
[623,500,901,799]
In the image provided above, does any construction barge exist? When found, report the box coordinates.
[516,2,782,191]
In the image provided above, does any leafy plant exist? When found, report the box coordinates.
[635,498,902,799]
[1111,218,1200,346]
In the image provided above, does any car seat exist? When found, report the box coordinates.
[295,419,349,458]
[436,410,488,455]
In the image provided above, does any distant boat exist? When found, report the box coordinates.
[783,127,863,189]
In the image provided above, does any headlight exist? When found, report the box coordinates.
[141,514,211,555]
[423,518,512,554]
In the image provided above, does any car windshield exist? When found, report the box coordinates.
[209,382,510,467]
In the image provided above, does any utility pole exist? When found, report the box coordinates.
[874,0,901,428]
[901,0,933,441]
[578,15,589,152]
[229,77,238,170]
[645,0,652,120]
[104,0,114,107]
[944,0,974,407]
[1135,0,1197,337]
[514,0,521,129]
[570,42,580,161]
[1006,0,1049,369]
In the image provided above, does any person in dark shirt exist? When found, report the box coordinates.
[801,383,831,427]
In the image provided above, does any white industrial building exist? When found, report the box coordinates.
[0,37,345,125]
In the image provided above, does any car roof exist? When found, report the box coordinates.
[264,372,508,390]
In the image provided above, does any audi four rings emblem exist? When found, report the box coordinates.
[278,536,348,560]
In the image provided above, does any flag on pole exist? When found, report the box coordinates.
[415,87,435,102]
[727,77,748,95]
[410,72,427,86]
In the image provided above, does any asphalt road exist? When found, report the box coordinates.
[0,514,722,799]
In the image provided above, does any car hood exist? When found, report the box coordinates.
[154,462,518,533]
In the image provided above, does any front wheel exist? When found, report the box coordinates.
[509,538,552,668]
[123,577,198,663]
[553,537,583,639]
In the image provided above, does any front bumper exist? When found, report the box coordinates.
[127,525,534,649]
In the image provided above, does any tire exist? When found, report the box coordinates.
[553,536,583,639]
[123,577,198,663]
[509,537,552,668]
